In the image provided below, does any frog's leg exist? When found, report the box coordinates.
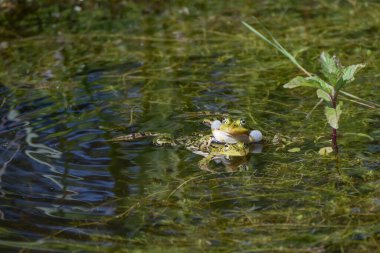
[196,134,214,151]
[203,135,214,150]
[111,132,161,142]
[205,137,213,150]
[198,155,215,172]
[152,134,176,146]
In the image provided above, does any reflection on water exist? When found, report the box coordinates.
[0,83,118,238]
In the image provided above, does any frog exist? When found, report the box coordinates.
[111,132,250,172]
[203,116,263,144]
[201,142,249,170]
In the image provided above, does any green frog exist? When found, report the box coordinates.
[111,132,251,172]
[203,117,263,144]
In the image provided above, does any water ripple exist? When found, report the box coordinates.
[0,83,121,241]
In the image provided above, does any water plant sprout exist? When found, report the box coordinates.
[242,21,377,155]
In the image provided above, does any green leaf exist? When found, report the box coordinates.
[342,132,374,141]
[324,102,343,129]
[334,78,347,92]
[288,147,301,153]
[307,76,334,93]
[335,63,365,91]
[342,64,365,82]
[316,89,331,102]
[320,52,342,84]
[283,76,320,89]
[320,52,339,73]
[319,147,333,156]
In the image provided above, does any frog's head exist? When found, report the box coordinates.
[219,117,251,135]
[211,117,251,144]
[211,117,263,144]
[220,142,249,156]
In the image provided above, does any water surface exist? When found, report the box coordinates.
[0,1,379,252]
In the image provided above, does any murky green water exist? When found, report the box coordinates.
[0,1,379,252]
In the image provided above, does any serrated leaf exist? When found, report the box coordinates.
[316,89,331,102]
[320,52,342,84]
[324,103,342,129]
[335,64,365,91]
[284,75,334,94]
[320,52,339,73]
[307,76,334,93]
[342,64,365,82]
[334,78,347,92]
[283,76,320,89]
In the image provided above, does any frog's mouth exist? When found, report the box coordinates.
[219,125,250,135]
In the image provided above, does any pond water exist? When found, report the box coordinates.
[0,1,379,252]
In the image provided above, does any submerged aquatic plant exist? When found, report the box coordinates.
[242,21,367,155]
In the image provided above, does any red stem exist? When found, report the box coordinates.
[331,93,339,155]
[332,127,338,154]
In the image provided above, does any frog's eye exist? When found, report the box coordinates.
[224,144,230,150]
[239,119,246,126]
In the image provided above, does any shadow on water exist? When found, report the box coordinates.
[0,1,379,252]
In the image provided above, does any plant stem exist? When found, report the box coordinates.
[331,93,339,155]
[332,127,338,155]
